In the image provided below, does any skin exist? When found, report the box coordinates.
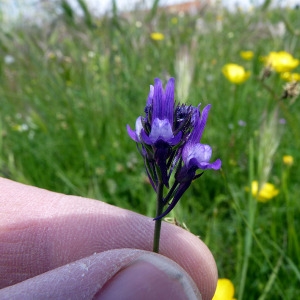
[0,178,217,299]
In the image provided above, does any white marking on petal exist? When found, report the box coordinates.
[149,118,174,142]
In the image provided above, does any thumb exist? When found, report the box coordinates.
[0,249,202,300]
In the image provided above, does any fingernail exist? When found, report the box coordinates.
[94,253,201,300]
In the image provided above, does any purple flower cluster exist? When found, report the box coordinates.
[127,78,221,219]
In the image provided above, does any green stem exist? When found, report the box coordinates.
[238,138,256,299]
[153,181,164,253]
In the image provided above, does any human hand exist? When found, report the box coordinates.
[0,178,217,299]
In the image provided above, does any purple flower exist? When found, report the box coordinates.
[127,77,221,221]
[179,105,221,175]
[155,105,221,219]
[238,120,247,127]
[127,78,182,187]
[140,78,182,145]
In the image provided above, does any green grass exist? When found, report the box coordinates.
[1,1,300,298]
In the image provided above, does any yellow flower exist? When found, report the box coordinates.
[222,64,250,84]
[281,72,300,82]
[240,50,254,60]
[150,32,165,41]
[251,181,279,202]
[263,51,299,73]
[283,155,294,166]
[213,278,235,300]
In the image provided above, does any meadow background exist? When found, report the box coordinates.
[1,0,300,298]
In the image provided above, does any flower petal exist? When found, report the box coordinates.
[150,118,174,141]
[195,158,222,170]
[152,78,164,120]
[183,143,211,166]
[185,105,211,145]
[126,116,143,142]
[164,78,175,123]
[168,131,182,145]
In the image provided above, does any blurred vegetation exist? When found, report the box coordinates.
[1,0,300,298]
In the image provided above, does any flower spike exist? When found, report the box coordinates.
[126,77,221,252]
